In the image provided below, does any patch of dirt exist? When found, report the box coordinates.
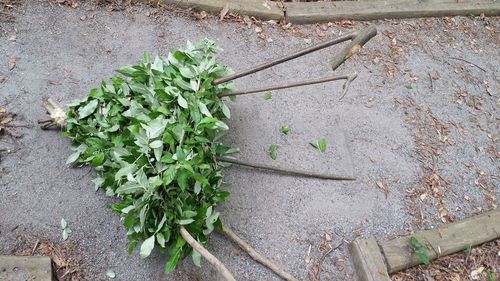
[10,235,84,281]
[0,0,19,23]
[392,239,499,281]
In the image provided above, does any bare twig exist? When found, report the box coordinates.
[222,225,299,281]
[449,57,486,72]
[213,32,356,85]
[31,239,39,255]
[220,74,354,98]
[217,156,356,181]
[179,226,236,281]
[339,72,358,100]
[428,73,434,93]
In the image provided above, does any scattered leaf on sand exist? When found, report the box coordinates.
[8,56,16,70]
[376,181,389,198]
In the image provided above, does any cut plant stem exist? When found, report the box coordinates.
[219,73,357,98]
[213,25,377,86]
[213,32,356,85]
[179,226,236,281]
[221,225,299,281]
[217,156,356,181]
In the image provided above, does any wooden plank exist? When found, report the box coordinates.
[285,0,500,23]
[380,210,500,273]
[349,237,391,281]
[0,256,53,281]
[163,0,284,20]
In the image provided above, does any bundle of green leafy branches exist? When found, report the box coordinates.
[64,39,238,273]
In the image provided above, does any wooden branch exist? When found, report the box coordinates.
[330,25,377,71]
[217,156,356,181]
[339,72,358,100]
[213,32,356,85]
[449,57,486,72]
[222,225,299,281]
[179,226,236,281]
[219,74,354,97]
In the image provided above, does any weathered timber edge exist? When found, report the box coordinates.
[160,0,500,23]
[0,256,53,281]
[285,0,500,24]
[380,209,500,273]
[349,238,390,281]
[162,0,284,20]
[349,209,500,280]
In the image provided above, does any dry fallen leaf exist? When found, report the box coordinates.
[8,57,16,71]
[315,28,326,37]
[325,233,332,242]
[376,181,389,198]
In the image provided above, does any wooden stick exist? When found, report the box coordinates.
[213,32,356,85]
[339,72,358,100]
[219,74,354,97]
[217,156,356,181]
[179,226,236,281]
[330,25,377,71]
[449,57,487,72]
[222,225,299,281]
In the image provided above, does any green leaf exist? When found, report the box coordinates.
[177,94,188,109]
[78,99,98,118]
[417,252,430,265]
[115,182,143,194]
[280,126,290,135]
[268,144,279,160]
[60,218,67,229]
[178,219,195,225]
[149,140,163,149]
[115,164,137,181]
[182,210,197,218]
[106,269,116,279]
[310,138,327,153]
[139,235,155,259]
[221,102,230,119]
[66,151,81,165]
[62,228,71,241]
[91,152,105,167]
[263,92,272,100]
[198,102,212,117]
[156,232,166,248]
[192,249,201,267]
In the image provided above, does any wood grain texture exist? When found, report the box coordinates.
[380,210,500,273]
[285,0,500,23]
[349,238,391,281]
[0,256,52,281]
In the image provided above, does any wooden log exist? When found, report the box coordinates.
[349,238,390,281]
[0,256,52,281]
[380,209,500,273]
[285,0,500,23]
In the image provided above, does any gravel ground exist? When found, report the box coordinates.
[0,1,498,280]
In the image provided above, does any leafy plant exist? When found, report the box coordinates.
[268,144,279,160]
[263,92,272,100]
[310,138,327,153]
[409,237,430,265]
[60,218,72,241]
[63,39,237,273]
[280,126,290,135]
